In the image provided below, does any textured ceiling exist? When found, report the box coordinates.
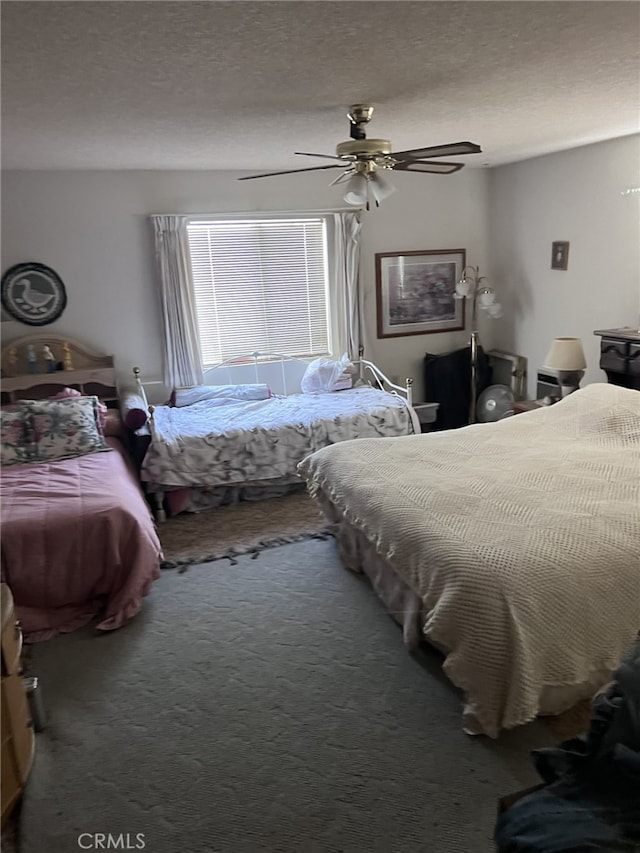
[2,1,639,172]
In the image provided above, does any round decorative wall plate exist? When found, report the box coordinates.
[1,262,67,326]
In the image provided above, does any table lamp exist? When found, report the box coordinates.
[541,337,587,397]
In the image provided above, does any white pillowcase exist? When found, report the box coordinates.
[173,384,271,408]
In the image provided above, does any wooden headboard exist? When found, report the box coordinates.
[0,334,119,407]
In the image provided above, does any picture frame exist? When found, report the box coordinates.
[1,262,67,326]
[375,249,466,338]
[551,241,569,271]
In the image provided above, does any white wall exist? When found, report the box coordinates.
[489,135,640,397]
[3,138,636,404]
[1,168,489,401]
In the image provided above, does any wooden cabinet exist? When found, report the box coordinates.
[594,328,640,390]
[1,584,35,828]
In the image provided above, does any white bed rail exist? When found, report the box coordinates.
[130,366,155,416]
[202,351,306,398]
[130,351,415,408]
[356,358,414,407]
[201,349,414,405]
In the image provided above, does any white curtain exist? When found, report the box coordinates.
[329,212,363,360]
[151,215,204,389]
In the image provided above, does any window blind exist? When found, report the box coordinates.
[187,217,330,365]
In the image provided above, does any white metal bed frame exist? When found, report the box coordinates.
[132,347,414,411]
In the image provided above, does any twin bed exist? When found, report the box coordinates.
[133,352,426,519]
[1,335,162,642]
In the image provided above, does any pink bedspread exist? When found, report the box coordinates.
[0,439,162,642]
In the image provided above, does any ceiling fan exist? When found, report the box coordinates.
[238,104,482,208]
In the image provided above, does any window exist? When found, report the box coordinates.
[187,217,331,365]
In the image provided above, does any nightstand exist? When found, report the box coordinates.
[593,327,640,390]
[412,402,439,433]
[1,584,35,828]
[512,399,549,414]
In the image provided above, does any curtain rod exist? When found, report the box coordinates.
[147,208,359,217]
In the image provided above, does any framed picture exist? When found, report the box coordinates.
[551,241,569,271]
[1,262,67,326]
[375,249,466,338]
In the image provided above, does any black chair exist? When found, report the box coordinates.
[424,344,492,430]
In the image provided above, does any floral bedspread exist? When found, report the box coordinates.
[141,386,416,490]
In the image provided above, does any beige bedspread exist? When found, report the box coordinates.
[299,383,640,737]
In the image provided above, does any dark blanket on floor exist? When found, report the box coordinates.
[495,638,640,852]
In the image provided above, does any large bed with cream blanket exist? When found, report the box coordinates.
[299,383,640,738]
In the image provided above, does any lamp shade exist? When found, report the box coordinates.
[478,287,496,307]
[455,278,471,298]
[542,337,587,371]
[343,174,368,206]
[368,172,396,205]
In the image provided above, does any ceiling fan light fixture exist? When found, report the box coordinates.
[343,173,369,206]
[368,172,397,206]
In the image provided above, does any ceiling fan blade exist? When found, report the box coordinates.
[393,161,465,174]
[391,141,482,161]
[238,164,344,181]
[294,151,346,161]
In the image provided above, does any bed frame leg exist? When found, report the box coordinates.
[153,491,166,523]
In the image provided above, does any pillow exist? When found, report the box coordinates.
[120,392,149,431]
[26,396,110,462]
[53,387,82,399]
[173,384,271,408]
[300,355,353,393]
[52,387,108,432]
[0,407,34,467]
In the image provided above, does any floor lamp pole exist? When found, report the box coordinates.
[456,264,502,425]
[469,329,479,425]
[468,277,480,425]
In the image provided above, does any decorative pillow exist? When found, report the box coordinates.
[26,396,110,462]
[120,392,149,431]
[0,407,34,467]
[52,387,108,432]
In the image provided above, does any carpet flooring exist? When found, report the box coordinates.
[158,491,332,568]
[158,496,593,741]
[18,538,555,853]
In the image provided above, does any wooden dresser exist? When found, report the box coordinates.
[593,327,640,390]
[1,584,35,827]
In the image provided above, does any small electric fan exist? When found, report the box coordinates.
[476,384,515,422]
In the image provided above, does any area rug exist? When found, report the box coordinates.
[158,491,332,569]
[20,538,553,853]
